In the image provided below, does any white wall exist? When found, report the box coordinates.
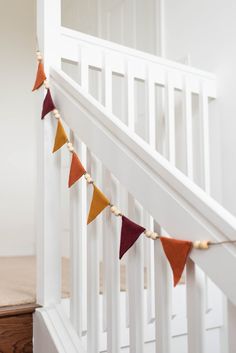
[164,0,236,213]
[0,0,36,255]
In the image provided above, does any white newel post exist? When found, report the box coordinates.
[36,0,61,306]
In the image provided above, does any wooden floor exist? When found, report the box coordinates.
[0,304,38,353]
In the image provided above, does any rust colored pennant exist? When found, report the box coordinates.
[160,237,192,286]
[68,152,86,188]
[52,120,68,153]
[119,216,145,259]
[87,185,110,225]
[41,89,55,119]
[32,62,46,91]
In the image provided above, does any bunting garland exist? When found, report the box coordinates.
[32,50,236,288]
[160,237,193,286]
[32,61,47,91]
[68,151,86,188]
[41,89,56,119]
[52,119,68,153]
[87,184,110,224]
[119,216,145,259]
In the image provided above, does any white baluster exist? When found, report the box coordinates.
[199,84,210,194]
[126,61,135,130]
[127,197,145,353]
[144,213,155,323]
[69,133,87,336]
[184,77,193,179]
[146,66,156,149]
[101,51,113,334]
[154,226,172,353]
[165,73,175,165]
[79,46,89,91]
[87,151,100,353]
[103,169,121,353]
[226,299,236,353]
[186,259,206,353]
[36,0,61,306]
[103,52,112,112]
[75,42,89,336]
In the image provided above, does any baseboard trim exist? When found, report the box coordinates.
[33,304,86,353]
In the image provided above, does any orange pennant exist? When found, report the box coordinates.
[68,152,86,188]
[87,185,110,224]
[32,62,47,91]
[53,120,68,153]
[160,237,192,286]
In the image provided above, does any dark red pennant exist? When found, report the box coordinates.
[119,216,145,259]
[160,237,192,286]
[41,89,56,119]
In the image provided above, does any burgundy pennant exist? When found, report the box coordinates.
[119,216,145,259]
[41,89,56,119]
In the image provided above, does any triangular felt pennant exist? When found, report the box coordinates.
[119,216,145,259]
[68,152,86,188]
[160,237,192,286]
[87,185,110,225]
[41,89,56,119]
[32,62,47,91]
[52,120,68,153]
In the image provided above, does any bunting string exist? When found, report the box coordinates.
[32,50,236,286]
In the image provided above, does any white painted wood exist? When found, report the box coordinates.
[165,74,175,165]
[146,67,156,148]
[60,27,217,98]
[154,229,172,353]
[200,84,211,194]
[79,46,89,91]
[102,169,121,353]
[50,68,236,305]
[127,196,145,353]
[184,78,193,179]
[126,62,135,130]
[36,0,61,306]
[227,300,236,353]
[186,259,207,353]
[86,151,100,353]
[34,306,86,353]
[144,214,155,324]
[69,133,87,336]
[102,53,113,111]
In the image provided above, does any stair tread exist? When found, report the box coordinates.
[0,304,40,318]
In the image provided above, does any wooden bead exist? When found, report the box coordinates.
[67,142,74,152]
[110,206,116,214]
[53,109,59,115]
[114,208,121,216]
[144,230,152,238]
[52,109,60,119]
[36,52,43,61]
[44,80,50,89]
[84,173,93,183]
[193,240,209,249]
[153,232,159,240]
[151,232,157,240]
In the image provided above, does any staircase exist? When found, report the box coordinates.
[34,2,236,353]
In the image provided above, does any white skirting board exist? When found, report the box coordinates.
[33,303,221,353]
[33,305,86,353]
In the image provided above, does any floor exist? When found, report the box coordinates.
[0,256,147,307]
[0,257,70,307]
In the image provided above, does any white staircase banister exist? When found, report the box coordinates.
[60,26,216,98]
[50,66,236,305]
